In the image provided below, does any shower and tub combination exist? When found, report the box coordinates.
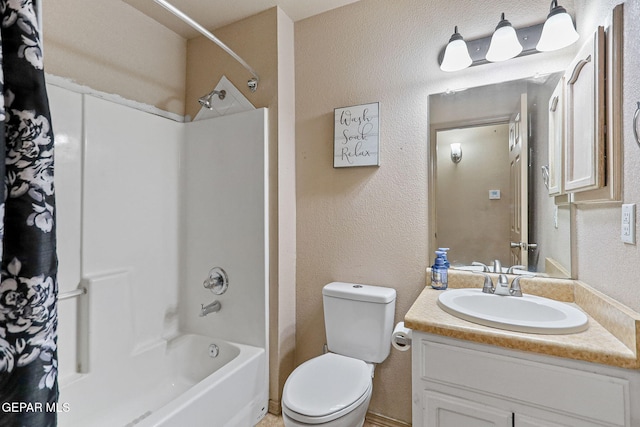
[49,2,268,425]
[51,73,268,425]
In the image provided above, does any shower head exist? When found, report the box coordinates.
[198,89,226,109]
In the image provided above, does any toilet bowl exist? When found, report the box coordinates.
[282,353,373,427]
[282,282,396,427]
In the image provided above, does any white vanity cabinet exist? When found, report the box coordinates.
[412,332,640,427]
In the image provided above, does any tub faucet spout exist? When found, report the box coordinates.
[200,300,221,317]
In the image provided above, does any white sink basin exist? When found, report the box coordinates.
[437,288,589,334]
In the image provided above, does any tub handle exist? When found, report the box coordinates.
[203,267,229,295]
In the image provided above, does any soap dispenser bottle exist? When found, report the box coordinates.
[438,247,451,268]
[431,251,448,290]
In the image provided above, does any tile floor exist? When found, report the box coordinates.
[255,414,283,427]
[257,413,376,426]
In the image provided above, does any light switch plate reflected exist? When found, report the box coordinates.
[621,204,636,244]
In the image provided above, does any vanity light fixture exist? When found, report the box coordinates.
[486,13,523,62]
[440,26,473,72]
[536,1,580,52]
[438,2,579,72]
[450,143,462,163]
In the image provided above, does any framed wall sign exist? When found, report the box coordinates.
[333,102,380,168]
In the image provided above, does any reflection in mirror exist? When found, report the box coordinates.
[429,73,573,279]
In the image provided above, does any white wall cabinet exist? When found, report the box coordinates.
[412,332,640,427]
[545,4,623,203]
[563,26,606,194]
[571,4,623,203]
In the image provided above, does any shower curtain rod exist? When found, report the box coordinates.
[153,0,260,92]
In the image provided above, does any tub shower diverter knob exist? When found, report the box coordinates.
[203,267,229,295]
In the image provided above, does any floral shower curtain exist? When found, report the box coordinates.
[0,1,59,426]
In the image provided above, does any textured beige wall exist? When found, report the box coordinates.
[294,0,640,424]
[436,125,511,266]
[185,9,277,120]
[43,0,186,115]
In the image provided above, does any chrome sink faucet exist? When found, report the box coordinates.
[491,259,504,274]
[477,270,530,297]
[491,260,510,295]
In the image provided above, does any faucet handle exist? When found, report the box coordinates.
[475,272,494,294]
[507,264,525,274]
[509,275,534,297]
[203,267,229,295]
[471,261,490,272]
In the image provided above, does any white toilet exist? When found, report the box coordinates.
[282,282,396,427]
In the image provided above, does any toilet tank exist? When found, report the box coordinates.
[322,282,396,363]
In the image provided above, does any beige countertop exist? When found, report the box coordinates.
[404,269,640,370]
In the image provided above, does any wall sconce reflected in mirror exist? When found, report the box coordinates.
[450,143,462,163]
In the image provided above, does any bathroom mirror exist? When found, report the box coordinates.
[429,73,573,279]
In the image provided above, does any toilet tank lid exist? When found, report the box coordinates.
[323,282,396,304]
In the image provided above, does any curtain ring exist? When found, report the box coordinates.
[634,102,640,148]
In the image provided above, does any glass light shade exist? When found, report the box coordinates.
[486,15,523,62]
[486,26,523,62]
[441,40,472,72]
[440,28,472,72]
[450,143,462,163]
[536,6,579,51]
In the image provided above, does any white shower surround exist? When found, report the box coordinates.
[49,83,269,426]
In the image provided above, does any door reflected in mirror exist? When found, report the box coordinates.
[429,73,573,279]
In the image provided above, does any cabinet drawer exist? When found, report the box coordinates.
[420,340,628,426]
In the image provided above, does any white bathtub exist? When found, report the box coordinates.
[59,334,267,427]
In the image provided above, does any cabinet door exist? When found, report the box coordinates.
[547,78,564,196]
[424,392,513,427]
[572,4,623,203]
[564,26,605,193]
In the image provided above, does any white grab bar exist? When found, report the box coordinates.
[59,287,87,301]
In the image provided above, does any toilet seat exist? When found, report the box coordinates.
[282,353,373,424]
